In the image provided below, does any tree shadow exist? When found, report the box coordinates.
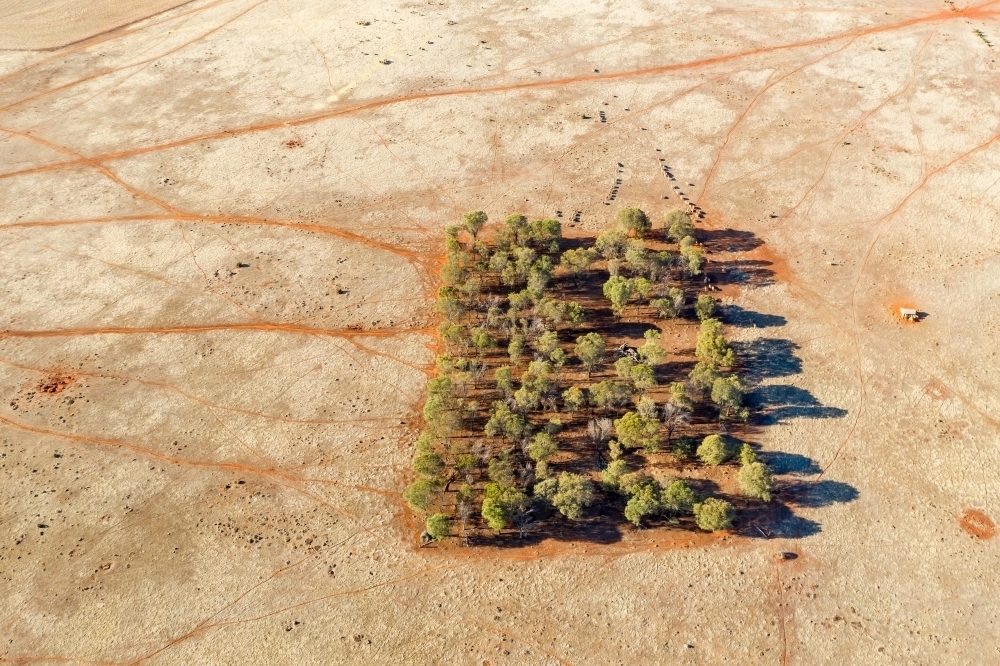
[749,385,848,425]
[738,502,823,539]
[712,259,775,288]
[735,338,802,381]
[699,228,764,253]
[473,498,629,547]
[782,480,859,508]
[723,304,786,329]
[762,451,822,476]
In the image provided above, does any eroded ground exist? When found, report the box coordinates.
[1,0,998,663]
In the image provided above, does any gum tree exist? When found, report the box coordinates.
[694,497,734,532]
[574,332,606,377]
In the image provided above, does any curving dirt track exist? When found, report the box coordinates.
[1,0,998,664]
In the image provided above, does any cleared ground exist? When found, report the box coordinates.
[0,0,998,663]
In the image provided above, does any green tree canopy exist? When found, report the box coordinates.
[536,298,565,327]
[508,334,526,366]
[487,453,518,486]
[513,385,540,412]
[661,480,697,515]
[632,277,652,301]
[672,435,697,461]
[614,411,661,453]
[484,401,527,441]
[534,472,595,520]
[739,461,775,502]
[595,229,629,259]
[636,395,658,419]
[560,247,598,278]
[504,214,531,245]
[599,458,631,492]
[628,362,656,390]
[625,485,661,527]
[668,381,694,410]
[739,443,758,466]
[462,210,488,240]
[404,477,441,513]
[522,360,554,395]
[712,375,747,419]
[527,432,558,462]
[651,287,685,319]
[689,361,721,395]
[589,380,635,412]
[425,513,450,541]
[562,385,586,412]
[697,434,730,466]
[681,244,705,275]
[413,452,445,478]
[603,275,634,317]
[696,319,736,367]
[574,332,606,377]
[565,302,587,328]
[665,209,694,242]
[435,285,465,322]
[481,482,527,531]
[535,330,560,356]
[694,294,716,321]
[639,329,666,364]
[694,497,734,532]
[617,207,652,237]
[495,365,513,398]
[470,327,497,356]
[624,242,649,273]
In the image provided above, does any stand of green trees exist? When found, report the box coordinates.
[406,206,775,544]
